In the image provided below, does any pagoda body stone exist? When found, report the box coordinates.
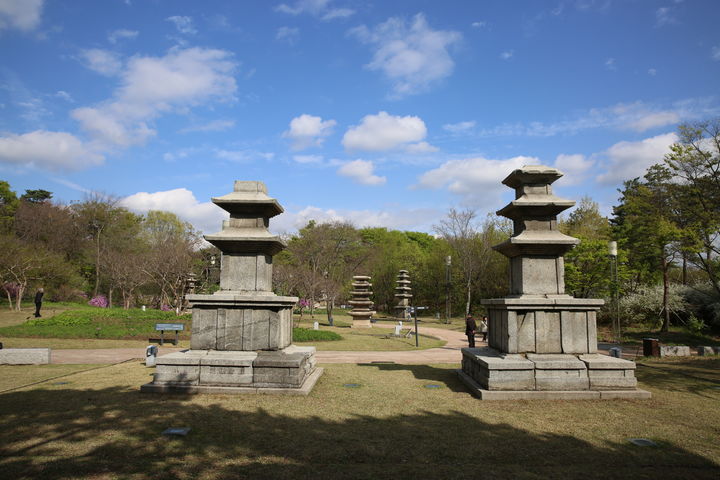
[348,276,375,328]
[394,270,412,320]
[142,181,322,395]
[458,166,649,400]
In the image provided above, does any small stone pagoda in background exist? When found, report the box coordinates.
[394,270,412,320]
[348,275,374,328]
[142,181,322,395]
[459,165,649,400]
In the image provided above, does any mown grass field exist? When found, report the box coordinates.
[0,357,718,479]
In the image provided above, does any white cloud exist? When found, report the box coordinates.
[71,47,237,148]
[655,7,676,27]
[648,68,657,76]
[215,149,274,162]
[553,153,594,185]
[55,90,73,102]
[337,159,386,186]
[500,50,514,60]
[121,188,226,234]
[471,21,487,28]
[178,119,235,133]
[79,48,123,76]
[342,111,429,151]
[273,205,440,234]
[0,130,103,171]
[283,114,336,150]
[166,15,197,35]
[416,155,535,206]
[476,99,708,138]
[275,0,354,20]
[293,154,323,164]
[712,46,720,61]
[108,28,138,44]
[276,26,299,43]
[405,141,438,153]
[605,58,616,70]
[349,13,461,97]
[597,132,678,184]
[443,121,476,134]
[0,0,43,32]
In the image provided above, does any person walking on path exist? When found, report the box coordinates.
[465,314,477,348]
[480,315,488,342]
[34,287,44,318]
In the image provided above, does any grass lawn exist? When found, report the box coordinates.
[0,357,718,479]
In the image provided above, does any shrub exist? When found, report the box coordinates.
[292,327,342,342]
[88,295,108,308]
[619,284,689,329]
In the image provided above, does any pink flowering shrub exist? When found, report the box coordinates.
[88,295,108,308]
[160,304,172,311]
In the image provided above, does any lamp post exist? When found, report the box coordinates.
[608,241,620,344]
[445,255,452,324]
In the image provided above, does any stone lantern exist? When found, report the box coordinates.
[459,166,649,400]
[142,181,322,395]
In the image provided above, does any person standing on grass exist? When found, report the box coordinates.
[34,287,44,318]
[480,315,488,342]
[465,314,477,348]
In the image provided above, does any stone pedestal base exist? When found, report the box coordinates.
[460,347,649,400]
[140,345,321,395]
[351,320,372,328]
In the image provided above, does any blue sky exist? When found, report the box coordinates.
[1,0,718,235]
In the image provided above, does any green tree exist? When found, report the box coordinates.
[0,180,19,233]
[21,189,53,204]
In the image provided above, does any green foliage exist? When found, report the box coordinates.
[0,180,19,233]
[0,306,188,339]
[292,327,342,341]
[619,284,689,329]
[21,189,53,203]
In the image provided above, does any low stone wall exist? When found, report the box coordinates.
[0,348,51,365]
[659,345,691,357]
[697,346,720,356]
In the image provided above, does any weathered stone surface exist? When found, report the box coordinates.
[0,348,51,365]
[153,364,200,385]
[527,353,586,370]
[579,353,636,370]
[200,365,253,385]
[560,311,589,353]
[697,346,719,356]
[659,345,691,357]
[534,311,561,353]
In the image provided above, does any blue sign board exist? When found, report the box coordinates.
[155,323,184,331]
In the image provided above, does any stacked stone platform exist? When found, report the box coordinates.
[394,270,412,320]
[348,275,375,329]
[142,181,320,395]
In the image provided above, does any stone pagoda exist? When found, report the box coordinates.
[458,165,649,400]
[394,270,412,320]
[348,275,374,328]
[142,181,322,395]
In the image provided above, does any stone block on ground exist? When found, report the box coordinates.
[697,346,719,356]
[659,345,691,357]
[0,348,51,365]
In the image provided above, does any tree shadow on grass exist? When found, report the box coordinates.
[1,386,718,480]
[357,363,467,393]
[636,357,720,398]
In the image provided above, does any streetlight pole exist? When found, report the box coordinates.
[608,241,620,344]
[445,255,452,324]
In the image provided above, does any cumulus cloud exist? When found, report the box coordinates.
[108,28,138,44]
[349,13,461,97]
[605,58,616,70]
[342,111,431,152]
[0,130,104,171]
[283,114,336,150]
[655,7,676,27]
[71,47,237,148]
[215,149,274,162]
[443,121,476,134]
[178,119,235,133]
[553,154,594,185]
[597,132,678,184]
[293,154,323,164]
[415,156,535,206]
[79,48,123,76]
[712,46,720,61]
[500,50,514,60]
[121,188,226,234]
[0,0,43,32]
[166,15,197,35]
[275,0,354,21]
[337,159,386,186]
[273,205,441,234]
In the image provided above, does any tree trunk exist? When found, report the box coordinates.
[15,284,25,311]
[310,294,315,318]
[465,278,472,316]
[94,234,101,296]
[4,289,12,310]
[661,252,670,333]
[326,297,334,326]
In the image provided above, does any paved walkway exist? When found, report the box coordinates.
[49,326,628,365]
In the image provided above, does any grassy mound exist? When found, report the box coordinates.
[292,327,342,342]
